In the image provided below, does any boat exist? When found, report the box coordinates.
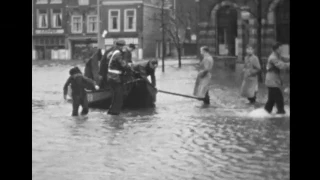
[68,78,157,109]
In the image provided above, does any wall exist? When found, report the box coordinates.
[142,4,163,58]
[197,0,289,61]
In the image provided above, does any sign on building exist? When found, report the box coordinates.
[35,29,64,34]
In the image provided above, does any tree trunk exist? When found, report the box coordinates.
[257,0,263,83]
[178,46,182,68]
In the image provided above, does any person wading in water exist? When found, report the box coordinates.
[132,59,158,88]
[264,42,290,114]
[106,40,131,115]
[193,46,214,105]
[63,67,99,116]
[240,44,261,104]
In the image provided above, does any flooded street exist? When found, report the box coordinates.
[32,60,290,180]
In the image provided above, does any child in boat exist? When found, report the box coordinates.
[63,67,99,116]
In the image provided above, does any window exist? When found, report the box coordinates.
[124,9,136,32]
[51,9,62,28]
[38,9,48,28]
[87,15,98,33]
[108,10,120,32]
[78,0,89,5]
[36,0,48,4]
[50,0,62,4]
[71,16,83,33]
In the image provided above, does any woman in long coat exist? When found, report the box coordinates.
[240,45,261,104]
[193,46,214,104]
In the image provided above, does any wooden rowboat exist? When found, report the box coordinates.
[68,78,157,109]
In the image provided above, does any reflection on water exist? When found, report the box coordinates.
[32,60,289,180]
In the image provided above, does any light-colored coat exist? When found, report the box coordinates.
[240,54,261,98]
[193,54,214,98]
[265,52,290,88]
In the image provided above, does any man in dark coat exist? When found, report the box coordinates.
[99,46,117,88]
[106,40,132,115]
[84,49,102,86]
[63,67,99,116]
[133,59,158,87]
[123,43,136,66]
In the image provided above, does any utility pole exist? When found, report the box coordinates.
[257,0,263,82]
[97,0,102,49]
[161,0,165,72]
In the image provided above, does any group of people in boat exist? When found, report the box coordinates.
[195,42,289,115]
[63,40,158,116]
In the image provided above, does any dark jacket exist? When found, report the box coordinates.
[123,48,132,64]
[265,52,290,88]
[84,49,102,84]
[133,61,156,87]
[63,73,97,97]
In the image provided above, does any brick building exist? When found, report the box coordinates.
[65,0,101,60]
[100,0,174,59]
[32,0,68,60]
[196,0,290,61]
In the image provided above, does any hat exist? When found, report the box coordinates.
[129,43,136,50]
[69,66,82,76]
[115,40,126,46]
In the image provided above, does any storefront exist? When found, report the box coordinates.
[33,29,67,60]
[104,37,141,59]
[68,37,97,60]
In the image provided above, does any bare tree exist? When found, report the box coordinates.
[150,0,194,68]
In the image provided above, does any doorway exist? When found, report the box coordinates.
[217,5,238,56]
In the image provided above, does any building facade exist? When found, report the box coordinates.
[32,0,68,60]
[196,0,290,61]
[65,0,101,60]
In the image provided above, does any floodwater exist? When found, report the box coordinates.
[32,60,290,180]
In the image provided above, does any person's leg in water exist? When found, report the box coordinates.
[274,88,286,114]
[72,96,80,116]
[204,91,210,105]
[264,87,276,113]
[247,92,257,104]
[80,94,89,115]
[108,79,124,115]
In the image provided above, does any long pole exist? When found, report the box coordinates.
[257,0,263,82]
[161,0,165,72]
[97,0,101,49]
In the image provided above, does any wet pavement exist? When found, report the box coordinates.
[32,59,290,180]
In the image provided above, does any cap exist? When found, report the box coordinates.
[115,40,126,46]
[129,43,136,50]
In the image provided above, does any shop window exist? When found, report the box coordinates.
[50,0,62,4]
[78,0,89,5]
[36,0,48,4]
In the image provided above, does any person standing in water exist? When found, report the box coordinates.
[240,44,261,104]
[264,42,290,114]
[193,46,214,104]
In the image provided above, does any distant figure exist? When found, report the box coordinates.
[193,46,214,104]
[123,43,136,66]
[63,67,99,116]
[240,44,261,104]
[264,42,290,114]
[133,59,158,87]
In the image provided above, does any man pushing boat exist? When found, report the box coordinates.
[106,40,132,115]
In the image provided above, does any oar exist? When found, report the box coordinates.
[157,89,205,101]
